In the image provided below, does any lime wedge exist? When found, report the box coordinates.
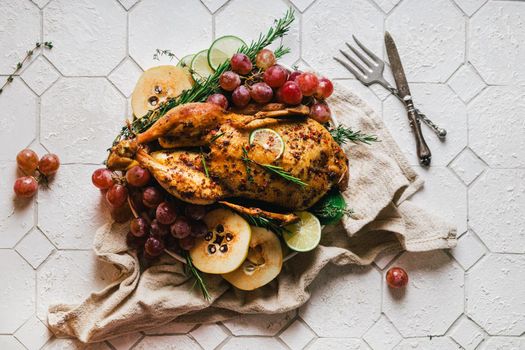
[283,211,321,252]
[249,128,285,160]
[208,35,246,70]
[191,50,214,80]
[176,54,194,70]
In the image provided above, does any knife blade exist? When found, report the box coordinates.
[384,32,432,166]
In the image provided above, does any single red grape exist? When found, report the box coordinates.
[106,184,128,208]
[179,235,195,250]
[232,85,251,107]
[263,65,288,88]
[111,204,132,223]
[386,267,409,288]
[156,201,178,225]
[130,217,149,237]
[145,236,165,257]
[250,82,273,104]
[206,93,229,110]
[170,216,192,239]
[126,166,151,187]
[142,186,162,208]
[219,71,241,91]
[129,189,146,212]
[16,149,39,175]
[230,53,253,75]
[296,72,319,96]
[288,70,302,82]
[126,231,146,249]
[185,204,207,220]
[314,77,334,99]
[309,102,331,123]
[190,220,208,237]
[150,219,169,237]
[38,153,60,176]
[255,49,276,69]
[279,81,303,105]
[92,168,114,190]
[13,176,38,198]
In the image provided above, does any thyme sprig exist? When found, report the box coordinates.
[241,147,254,183]
[239,213,288,236]
[153,49,178,61]
[209,132,225,144]
[329,125,379,145]
[311,203,353,220]
[0,41,53,95]
[200,147,209,178]
[113,8,295,143]
[183,251,211,301]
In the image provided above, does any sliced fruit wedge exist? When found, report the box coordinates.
[190,208,251,274]
[131,65,193,118]
[176,54,195,72]
[283,211,321,252]
[191,50,215,80]
[249,128,285,161]
[222,227,283,291]
[208,35,246,70]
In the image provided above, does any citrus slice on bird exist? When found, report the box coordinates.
[208,35,246,70]
[249,128,285,161]
[191,50,215,80]
[283,211,322,252]
[176,54,195,72]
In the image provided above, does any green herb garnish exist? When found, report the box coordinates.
[209,132,225,144]
[329,125,378,145]
[239,213,288,236]
[183,251,211,301]
[200,147,209,178]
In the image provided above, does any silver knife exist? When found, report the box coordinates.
[385,32,431,166]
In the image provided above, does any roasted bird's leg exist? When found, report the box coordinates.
[219,201,299,225]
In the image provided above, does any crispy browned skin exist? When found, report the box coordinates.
[110,102,348,210]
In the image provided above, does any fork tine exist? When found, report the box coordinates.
[352,35,383,67]
[345,42,374,68]
[339,50,368,75]
[333,57,366,81]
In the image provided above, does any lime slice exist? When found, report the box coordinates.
[283,211,321,252]
[208,35,246,70]
[249,128,285,160]
[176,54,194,70]
[191,50,214,80]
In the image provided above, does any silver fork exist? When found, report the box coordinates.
[333,35,447,139]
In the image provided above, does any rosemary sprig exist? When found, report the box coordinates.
[0,41,53,95]
[200,147,209,178]
[329,125,379,145]
[239,213,287,236]
[183,251,211,301]
[209,132,225,144]
[113,8,295,143]
[241,147,254,183]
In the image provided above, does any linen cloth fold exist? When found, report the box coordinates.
[48,83,456,342]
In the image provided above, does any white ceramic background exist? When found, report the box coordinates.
[0,0,524,349]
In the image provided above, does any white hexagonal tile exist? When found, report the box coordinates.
[447,65,485,103]
[468,87,525,168]
[383,251,464,337]
[478,337,525,350]
[0,162,35,248]
[42,338,111,349]
[0,336,25,350]
[41,77,126,164]
[108,332,143,350]
[21,56,60,96]
[37,250,120,321]
[449,148,486,186]
[216,0,300,67]
[383,83,467,166]
[372,0,401,13]
[290,0,315,12]
[469,169,525,253]
[38,164,111,249]
[386,0,465,82]
[15,228,55,268]
[0,250,35,333]
[299,265,381,337]
[223,311,295,336]
[134,335,201,350]
[109,58,143,98]
[410,167,467,235]
[222,337,287,350]
[14,316,53,350]
[337,79,383,116]
[279,320,316,350]
[31,0,50,9]
[190,324,228,350]
[363,315,402,350]
[470,2,525,85]
[201,0,228,13]
[0,0,40,73]
[308,338,369,350]
[449,317,485,350]
[466,254,525,336]
[118,0,140,11]
[0,78,38,161]
[374,249,400,270]
[394,337,458,349]
[143,321,195,335]
[450,231,486,270]
[43,0,127,76]
[303,0,383,78]
[130,0,212,70]
[454,0,487,16]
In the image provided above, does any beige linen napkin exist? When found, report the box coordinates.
[48,83,456,342]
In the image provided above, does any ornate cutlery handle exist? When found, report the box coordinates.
[404,96,431,166]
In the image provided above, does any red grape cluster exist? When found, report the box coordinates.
[14,149,60,198]
[92,165,210,259]
[205,48,334,123]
